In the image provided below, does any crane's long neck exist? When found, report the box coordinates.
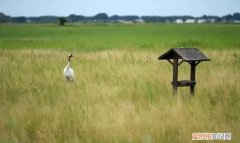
[66,56,72,69]
[65,61,71,71]
[67,61,71,66]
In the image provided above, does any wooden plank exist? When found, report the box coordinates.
[178,60,184,66]
[176,80,196,87]
[167,59,173,65]
[159,48,210,61]
[190,61,196,95]
[172,59,178,95]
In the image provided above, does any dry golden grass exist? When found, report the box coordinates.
[0,49,240,143]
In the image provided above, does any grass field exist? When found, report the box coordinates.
[0,24,240,143]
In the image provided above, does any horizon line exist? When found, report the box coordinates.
[1,11,239,18]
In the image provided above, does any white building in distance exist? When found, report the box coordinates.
[197,19,206,23]
[176,19,183,24]
[185,19,195,23]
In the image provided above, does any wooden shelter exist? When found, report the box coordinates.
[158,48,210,95]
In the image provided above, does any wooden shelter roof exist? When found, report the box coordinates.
[158,48,210,62]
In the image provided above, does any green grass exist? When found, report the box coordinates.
[0,24,240,51]
[0,24,240,143]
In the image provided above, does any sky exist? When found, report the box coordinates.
[0,0,239,17]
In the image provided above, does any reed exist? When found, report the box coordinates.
[0,48,239,142]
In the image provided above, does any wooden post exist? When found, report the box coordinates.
[190,61,196,95]
[173,59,178,95]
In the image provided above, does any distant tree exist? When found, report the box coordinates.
[121,16,140,21]
[233,13,240,20]
[222,14,233,21]
[0,12,10,23]
[29,16,58,23]
[68,14,85,22]
[141,16,166,23]
[94,13,108,21]
[11,16,27,23]
[110,15,120,21]
[58,17,67,25]
[201,15,208,20]
[68,14,78,22]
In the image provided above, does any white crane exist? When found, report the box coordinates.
[63,54,74,81]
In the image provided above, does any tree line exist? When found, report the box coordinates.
[1,12,240,24]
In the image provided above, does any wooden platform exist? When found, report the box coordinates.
[159,48,210,95]
[172,80,196,87]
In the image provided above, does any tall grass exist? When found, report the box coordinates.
[0,24,240,142]
[0,48,240,143]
